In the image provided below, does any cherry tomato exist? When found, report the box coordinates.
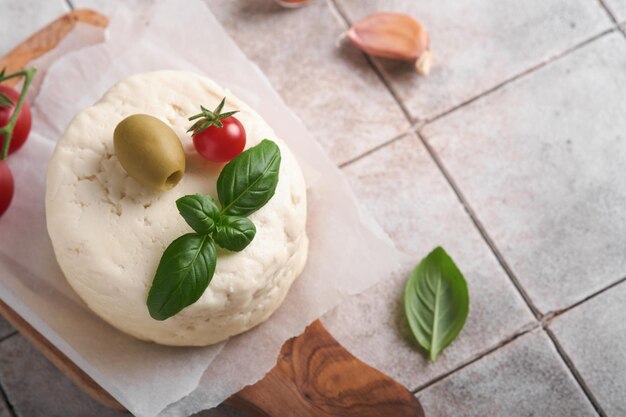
[0,85,32,155]
[192,116,246,163]
[0,160,14,217]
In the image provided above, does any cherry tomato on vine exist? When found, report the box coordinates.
[188,98,246,163]
[193,116,246,163]
[0,85,32,155]
[0,160,14,217]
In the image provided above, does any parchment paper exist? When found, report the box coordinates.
[0,1,402,416]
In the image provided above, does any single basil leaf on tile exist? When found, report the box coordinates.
[213,216,256,252]
[404,246,469,362]
[176,194,220,234]
[217,139,281,216]
[147,233,216,320]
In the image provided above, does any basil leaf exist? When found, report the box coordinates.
[404,247,469,362]
[217,139,281,216]
[147,234,216,320]
[213,216,256,252]
[176,194,219,234]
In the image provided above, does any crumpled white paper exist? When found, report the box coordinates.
[0,1,402,416]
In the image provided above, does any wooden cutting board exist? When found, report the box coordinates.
[0,11,425,417]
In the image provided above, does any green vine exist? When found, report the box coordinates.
[0,67,36,160]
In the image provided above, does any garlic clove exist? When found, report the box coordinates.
[415,49,433,76]
[347,12,431,74]
[274,0,316,7]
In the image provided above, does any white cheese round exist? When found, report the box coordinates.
[45,71,308,346]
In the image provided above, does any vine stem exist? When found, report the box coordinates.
[0,67,37,160]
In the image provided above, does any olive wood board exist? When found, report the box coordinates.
[0,10,425,417]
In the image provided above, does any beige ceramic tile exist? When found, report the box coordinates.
[323,133,535,389]
[422,33,626,314]
[336,0,613,121]
[417,330,597,417]
[550,281,626,416]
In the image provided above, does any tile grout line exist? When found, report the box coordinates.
[411,320,610,417]
[0,381,17,417]
[410,322,608,417]
[359,53,414,121]
[596,0,626,38]
[0,331,17,344]
[338,127,417,169]
[0,343,17,417]
[327,0,416,123]
[0,332,18,417]
[596,0,619,24]
[543,274,626,324]
[411,322,540,394]
[338,26,616,170]
[327,0,424,169]
[413,129,543,320]
[544,327,608,417]
[337,121,424,169]
[422,27,616,126]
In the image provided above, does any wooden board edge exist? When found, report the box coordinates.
[0,9,108,87]
[0,9,124,412]
[0,299,126,412]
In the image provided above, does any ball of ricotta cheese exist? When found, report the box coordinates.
[45,71,308,346]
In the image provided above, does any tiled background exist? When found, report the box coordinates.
[1,0,625,416]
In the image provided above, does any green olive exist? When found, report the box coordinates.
[114,114,185,191]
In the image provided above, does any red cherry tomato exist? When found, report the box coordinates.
[0,160,14,217]
[0,85,32,155]
[192,116,246,163]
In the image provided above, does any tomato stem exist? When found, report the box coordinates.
[0,67,37,160]
[187,97,239,136]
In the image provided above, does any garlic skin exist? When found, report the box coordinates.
[416,49,433,76]
[274,0,315,7]
[347,12,431,75]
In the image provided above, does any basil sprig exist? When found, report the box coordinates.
[404,247,469,362]
[147,139,281,320]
